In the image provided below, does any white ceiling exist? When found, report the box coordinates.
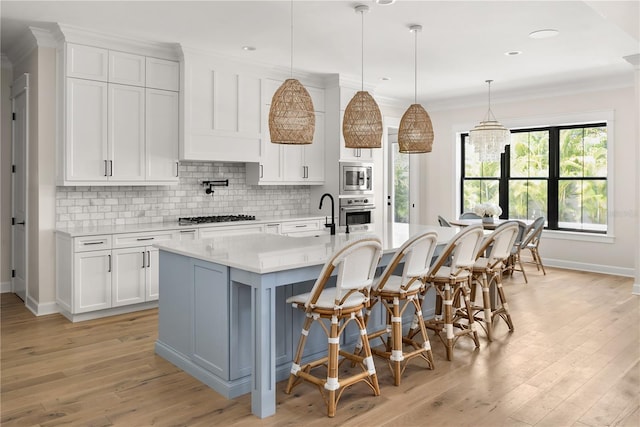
[1,1,638,106]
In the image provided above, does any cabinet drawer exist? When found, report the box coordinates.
[74,235,112,252]
[281,220,321,234]
[112,230,175,249]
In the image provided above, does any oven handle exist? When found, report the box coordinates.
[340,206,375,211]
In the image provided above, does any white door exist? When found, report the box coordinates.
[145,88,179,182]
[109,83,145,181]
[11,74,28,301]
[111,248,146,307]
[386,124,420,225]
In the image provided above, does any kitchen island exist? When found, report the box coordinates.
[154,223,457,418]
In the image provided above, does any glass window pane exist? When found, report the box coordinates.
[508,179,547,220]
[462,180,499,212]
[393,145,409,224]
[464,138,500,178]
[559,179,607,231]
[560,127,607,178]
[510,131,549,178]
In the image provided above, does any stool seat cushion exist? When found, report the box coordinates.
[287,288,367,310]
[431,266,471,281]
[375,275,422,295]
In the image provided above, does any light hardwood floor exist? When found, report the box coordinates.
[1,267,639,426]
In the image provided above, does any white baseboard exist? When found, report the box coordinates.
[25,296,60,316]
[633,283,640,296]
[544,258,635,278]
[0,281,11,293]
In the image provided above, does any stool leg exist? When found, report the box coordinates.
[286,313,314,394]
[390,297,403,386]
[355,311,380,396]
[494,273,514,332]
[326,315,340,418]
[461,279,480,349]
[480,272,493,342]
[443,283,454,361]
[411,296,434,370]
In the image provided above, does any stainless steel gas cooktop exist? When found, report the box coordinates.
[178,214,256,225]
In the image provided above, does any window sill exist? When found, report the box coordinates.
[542,229,614,244]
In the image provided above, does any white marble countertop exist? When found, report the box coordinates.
[55,214,330,237]
[155,222,459,274]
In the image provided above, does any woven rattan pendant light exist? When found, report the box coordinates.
[398,25,434,154]
[343,4,383,149]
[269,0,315,145]
[469,80,510,161]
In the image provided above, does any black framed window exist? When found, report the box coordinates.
[461,123,607,233]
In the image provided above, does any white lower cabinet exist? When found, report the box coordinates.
[111,246,158,307]
[74,249,112,313]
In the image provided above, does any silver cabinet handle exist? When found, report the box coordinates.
[142,251,146,268]
[109,160,113,177]
[295,224,308,228]
[180,229,196,233]
[147,250,151,268]
[176,161,179,177]
[136,237,154,241]
[104,160,108,176]
[260,164,264,178]
[83,241,104,246]
[108,254,111,272]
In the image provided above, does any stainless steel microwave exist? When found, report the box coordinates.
[339,161,373,195]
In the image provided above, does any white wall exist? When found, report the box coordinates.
[420,85,637,275]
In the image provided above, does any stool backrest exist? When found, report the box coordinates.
[374,231,438,292]
[460,212,482,219]
[438,215,452,227]
[430,224,484,276]
[306,237,382,308]
[477,221,520,269]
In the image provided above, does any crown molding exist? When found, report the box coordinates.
[425,70,635,112]
[56,24,180,60]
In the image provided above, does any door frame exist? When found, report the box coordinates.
[383,117,421,225]
[11,73,29,303]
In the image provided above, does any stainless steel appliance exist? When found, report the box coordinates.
[339,161,373,195]
[178,214,256,225]
[339,196,374,231]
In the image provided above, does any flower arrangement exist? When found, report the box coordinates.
[473,203,502,218]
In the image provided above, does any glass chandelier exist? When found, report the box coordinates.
[343,4,383,149]
[269,0,315,144]
[469,80,510,162]
[398,24,433,153]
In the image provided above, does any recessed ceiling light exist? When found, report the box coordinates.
[376,0,396,5]
[505,51,522,56]
[529,29,559,39]
[380,77,390,81]
[242,46,256,51]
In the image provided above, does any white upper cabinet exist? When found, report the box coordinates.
[65,78,109,182]
[108,83,146,182]
[146,89,180,181]
[247,78,325,185]
[58,36,180,186]
[182,52,261,162]
[66,43,108,81]
[146,57,180,91]
[109,51,146,86]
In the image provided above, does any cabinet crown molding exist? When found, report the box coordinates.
[6,26,57,66]
[56,23,180,60]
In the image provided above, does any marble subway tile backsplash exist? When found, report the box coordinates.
[55,162,310,229]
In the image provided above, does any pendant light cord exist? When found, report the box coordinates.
[361,9,364,91]
[290,0,294,77]
[486,79,494,121]
[414,28,418,104]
